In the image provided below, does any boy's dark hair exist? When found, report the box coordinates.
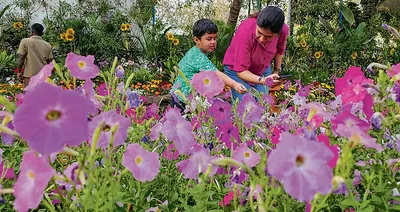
[193,19,218,39]
[31,23,44,36]
[256,6,285,34]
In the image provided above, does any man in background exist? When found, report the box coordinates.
[17,23,53,88]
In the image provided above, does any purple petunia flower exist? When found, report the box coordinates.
[65,52,100,80]
[216,122,241,149]
[176,148,217,179]
[191,70,224,98]
[1,122,15,146]
[159,108,197,155]
[88,111,131,149]
[236,93,264,124]
[13,151,56,212]
[114,65,125,78]
[13,83,95,155]
[162,143,179,160]
[127,89,141,108]
[232,143,261,167]
[268,132,333,201]
[208,98,231,126]
[371,112,383,131]
[122,143,160,182]
[25,62,54,91]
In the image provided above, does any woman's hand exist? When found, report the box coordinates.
[260,73,280,86]
[233,82,247,94]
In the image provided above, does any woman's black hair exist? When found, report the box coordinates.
[193,19,218,39]
[256,6,285,34]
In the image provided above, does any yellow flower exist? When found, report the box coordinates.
[166,32,174,40]
[66,28,75,35]
[351,52,358,60]
[120,23,131,32]
[13,22,23,29]
[300,33,306,38]
[300,39,307,48]
[305,45,309,51]
[65,33,74,42]
[60,33,66,40]
[120,24,127,31]
[390,48,396,55]
[172,38,179,46]
[314,51,323,59]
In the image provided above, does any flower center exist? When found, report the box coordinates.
[244,152,251,158]
[135,156,143,165]
[103,124,111,132]
[28,171,34,179]
[296,155,305,167]
[46,110,61,121]
[219,107,224,112]
[78,61,86,69]
[203,78,210,85]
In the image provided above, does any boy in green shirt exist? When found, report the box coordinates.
[170,19,246,111]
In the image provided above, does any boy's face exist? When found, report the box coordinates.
[194,33,217,53]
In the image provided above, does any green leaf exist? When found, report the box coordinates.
[340,196,360,207]
[319,16,336,34]
[356,22,367,34]
[358,205,374,212]
[340,5,355,26]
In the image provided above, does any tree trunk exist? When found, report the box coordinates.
[227,0,241,26]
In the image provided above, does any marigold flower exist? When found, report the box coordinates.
[65,33,74,42]
[351,51,358,60]
[390,48,396,55]
[314,51,323,59]
[300,39,307,47]
[60,33,66,40]
[66,28,75,35]
[172,38,179,46]
[166,32,174,40]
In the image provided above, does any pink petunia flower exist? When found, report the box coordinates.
[236,93,264,124]
[387,63,400,85]
[208,98,232,126]
[88,111,131,149]
[176,148,217,179]
[159,108,197,155]
[341,75,372,104]
[191,70,224,98]
[362,93,374,121]
[150,123,162,141]
[14,151,56,212]
[13,83,95,155]
[65,52,100,80]
[335,125,383,152]
[331,110,370,134]
[25,62,54,91]
[269,126,282,145]
[162,143,179,160]
[232,143,261,167]
[268,132,333,201]
[82,79,102,109]
[317,134,339,168]
[122,143,160,182]
[96,83,109,96]
[300,102,333,121]
[335,66,373,104]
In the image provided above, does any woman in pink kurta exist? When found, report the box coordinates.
[223,6,289,102]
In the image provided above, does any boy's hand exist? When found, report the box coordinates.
[233,82,247,94]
